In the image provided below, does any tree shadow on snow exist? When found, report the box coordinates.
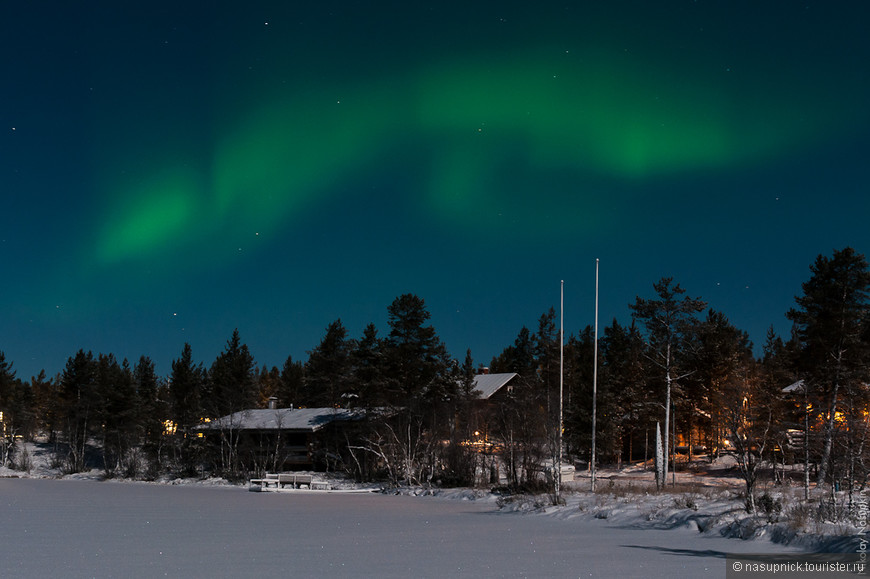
[623,545,731,559]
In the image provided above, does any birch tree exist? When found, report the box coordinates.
[631,278,705,486]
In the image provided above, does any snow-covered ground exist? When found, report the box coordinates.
[2,477,810,578]
[1,443,866,577]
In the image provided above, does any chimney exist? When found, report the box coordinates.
[478,366,490,375]
[267,397,278,410]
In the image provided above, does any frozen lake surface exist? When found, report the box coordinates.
[2,478,802,578]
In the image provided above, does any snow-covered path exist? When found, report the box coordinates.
[2,479,803,578]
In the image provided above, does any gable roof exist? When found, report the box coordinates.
[473,372,519,400]
[198,407,364,432]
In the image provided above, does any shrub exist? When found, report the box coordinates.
[757,492,782,522]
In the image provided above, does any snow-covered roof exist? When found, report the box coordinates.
[783,380,805,393]
[473,372,519,400]
[198,407,364,432]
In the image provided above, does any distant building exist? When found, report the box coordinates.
[471,371,519,401]
[196,406,365,469]
[465,372,520,450]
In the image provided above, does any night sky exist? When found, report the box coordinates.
[3,1,869,380]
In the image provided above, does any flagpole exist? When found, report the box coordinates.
[591,259,599,492]
[557,279,564,497]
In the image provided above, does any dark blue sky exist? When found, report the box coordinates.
[3,1,869,380]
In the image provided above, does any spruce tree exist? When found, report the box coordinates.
[59,350,98,472]
[278,355,304,408]
[490,326,536,376]
[168,343,205,474]
[349,323,388,408]
[303,319,352,408]
[169,343,204,432]
[383,294,455,409]
[380,294,455,484]
[206,329,256,417]
[134,356,164,467]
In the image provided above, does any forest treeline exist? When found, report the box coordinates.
[1,247,869,508]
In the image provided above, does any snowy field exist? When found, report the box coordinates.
[1,478,816,578]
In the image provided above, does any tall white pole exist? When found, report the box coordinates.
[557,280,564,496]
[591,259,599,492]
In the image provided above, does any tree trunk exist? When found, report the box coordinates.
[655,422,664,490]
[663,348,671,485]
[817,375,841,485]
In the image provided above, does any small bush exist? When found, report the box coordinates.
[15,444,32,473]
[758,492,782,521]
[785,501,811,532]
[673,495,698,511]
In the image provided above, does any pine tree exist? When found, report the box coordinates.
[383,294,455,409]
[758,328,793,486]
[278,355,304,408]
[59,350,98,472]
[349,323,388,408]
[94,354,138,476]
[379,294,456,484]
[490,326,536,376]
[303,319,352,408]
[685,309,754,459]
[786,247,870,485]
[0,352,20,466]
[490,319,553,488]
[254,365,282,407]
[168,343,205,475]
[134,356,165,469]
[631,278,706,485]
[206,329,256,417]
[564,327,595,460]
[599,319,647,463]
[534,308,560,424]
[31,370,59,444]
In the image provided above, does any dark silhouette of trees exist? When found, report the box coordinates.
[631,277,706,488]
[303,319,352,408]
[1,251,867,498]
[348,323,388,409]
[362,294,457,485]
[59,350,98,473]
[0,352,32,466]
[205,329,256,419]
[787,247,870,487]
[94,354,139,476]
[685,309,754,459]
[598,319,648,463]
[168,343,205,474]
[30,370,58,446]
[278,355,304,408]
[134,356,166,476]
[489,318,556,489]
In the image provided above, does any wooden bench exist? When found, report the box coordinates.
[249,473,280,489]
[250,473,329,491]
[278,473,313,489]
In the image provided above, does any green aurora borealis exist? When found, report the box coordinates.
[95,40,861,265]
[3,1,870,377]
